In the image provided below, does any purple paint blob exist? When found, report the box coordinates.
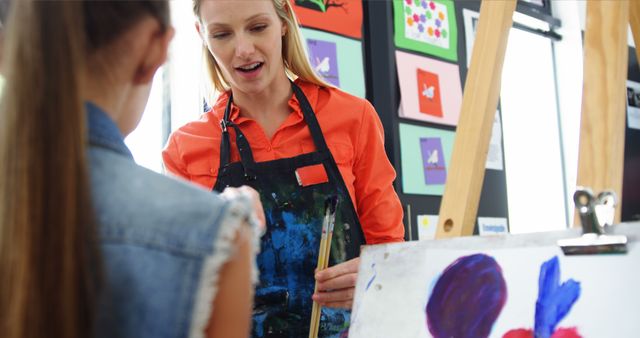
[435,18,442,27]
[534,256,581,338]
[426,254,507,338]
[421,0,427,9]
[418,24,424,33]
[420,14,426,23]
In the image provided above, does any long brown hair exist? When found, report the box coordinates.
[0,1,169,338]
[193,0,330,94]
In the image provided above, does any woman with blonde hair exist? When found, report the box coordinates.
[163,1,404,336]
[0,1,264,338]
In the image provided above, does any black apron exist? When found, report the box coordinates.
[213,83,365,338]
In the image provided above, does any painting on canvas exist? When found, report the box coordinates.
[350,225,640,337]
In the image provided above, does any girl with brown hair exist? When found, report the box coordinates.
[0,1,263,338]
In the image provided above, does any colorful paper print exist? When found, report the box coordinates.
[399,123,454,195]
[396,50,462,125]
[420,137,446,185]
[293,0,363,39]
[301,28,366,98]
[307,38,340,86]
[417,69,444,117]
[394,0,458,61]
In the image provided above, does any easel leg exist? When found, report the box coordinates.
[630,0,640,65]
[437,0,516,238]
[576,0,629,225]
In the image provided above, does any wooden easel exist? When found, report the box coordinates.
[436,0,640,238]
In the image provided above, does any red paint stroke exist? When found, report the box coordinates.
[503,327,582,338]
[503,328,533,338]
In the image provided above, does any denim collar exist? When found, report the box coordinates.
[86,102,133,159]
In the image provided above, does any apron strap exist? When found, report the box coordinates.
[229,121,257,179]
[291,82,330,153]
[219,92,234,168]
[219,93,257,180]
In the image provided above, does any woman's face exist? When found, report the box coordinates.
[199,0,287,95]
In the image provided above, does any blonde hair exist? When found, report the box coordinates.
[193,0,330,95]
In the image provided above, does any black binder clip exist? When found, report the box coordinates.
[558,187,627,255]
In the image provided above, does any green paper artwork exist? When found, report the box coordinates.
[301,28,366,98]
[399,123,455,196]
[393,0,458,62]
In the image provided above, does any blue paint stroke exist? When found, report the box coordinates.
[534,256,581,338]
[426,254,507,338]
[253,311,267,337]
[365,263,377,291]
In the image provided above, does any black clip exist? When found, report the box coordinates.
[220,119,228,132]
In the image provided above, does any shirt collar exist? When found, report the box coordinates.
[212,79,320,123]
[86,102,133,159]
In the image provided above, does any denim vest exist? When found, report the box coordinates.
[87,103,252,338]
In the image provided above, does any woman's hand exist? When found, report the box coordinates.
[221,186,266,232]
[312,257,361,309]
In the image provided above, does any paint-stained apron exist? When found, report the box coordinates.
[213,83,365,338]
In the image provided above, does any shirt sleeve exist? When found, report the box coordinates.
[162,134,190,181]
[353,100,405,244]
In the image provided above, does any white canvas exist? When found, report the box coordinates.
[350,223,640,338]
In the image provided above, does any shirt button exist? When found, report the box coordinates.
[267,145,272,151]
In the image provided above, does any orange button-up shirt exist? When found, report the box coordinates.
[162,80,404,244]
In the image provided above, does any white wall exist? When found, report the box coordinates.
[169,1,208,132]
[551,0,585,227]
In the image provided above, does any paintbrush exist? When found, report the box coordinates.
[309,196,338,338]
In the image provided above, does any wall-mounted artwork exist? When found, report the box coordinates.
[293,0,363,39]
[417,69,444,118]
[350,225,640,337]
[393,0,458,62]
[462,8,479,68]
[486,111,504,171]
[399,123,455,196]
[306,39,340,86]
[396,51,462,126]
[417,214,438,240]
[420,137,447,185]
[301,28,366,98]
[478,217,509,236]
[627,80,640,130]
